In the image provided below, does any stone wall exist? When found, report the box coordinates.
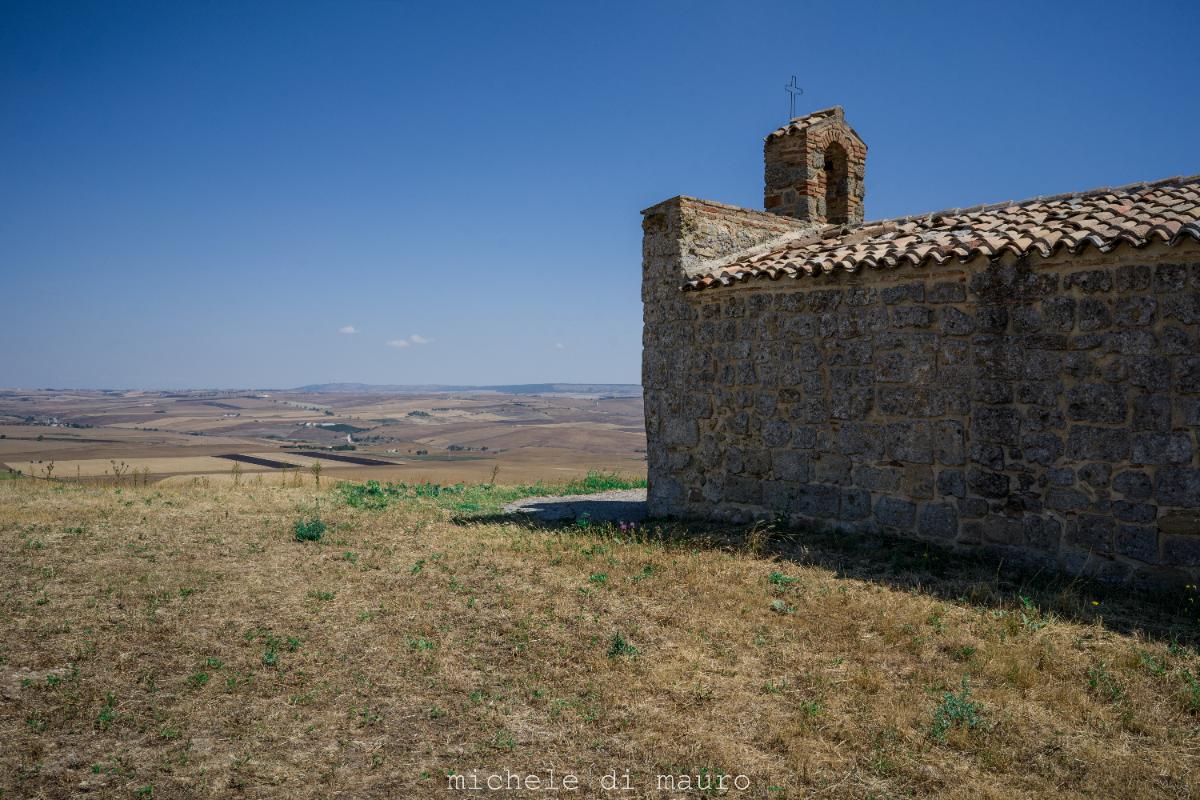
[643,199,1200,587]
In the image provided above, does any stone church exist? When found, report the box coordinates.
[641,106,1200,587]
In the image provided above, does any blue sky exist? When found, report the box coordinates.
[2,0,1197,389]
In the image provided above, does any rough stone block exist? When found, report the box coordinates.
[829,387,873,419]
[1024,516,1062,552]
[772,450,810,482]
[886,421,933,464]
[742,449,770,478]
[814,453,852,485]
[792,426,819,449]
[781,314,819,338]
[1042,296,1075,331]
[1132,394,1171,432]
[940,338,970,365]
[1064,269,1113,293]
[840,488,872,521]
[1164,325,1198,354]
[1114,264,1152,292]
[1104,330,1157,355]
[836,422,886,459]
[1113,500,1157,524]
[1045,488,1090,512]
[932,420,966,465]
[969,441,1006,471]
[937,469,966,498]
[1131,433,1194,465]
[724,476,762,504]
[876,386,915,416]
[958,497,990,520]
[1083,557,1133,584]
[1163,292,1200,324]
[974,379,1014,404]
[1162,535,1200,566]
[1021,433,1063,466]
[1077,298,1112,331]
[1001,304,1033,334]
[972,407,1021,444]
[880,283,923,304]
[1113,470,1152,500]
[1180,356,1200,394]
[1155,264,1190,293]
[1066,384,1127,423]
[1115,525,1159,563]
[1156,467,1200,508]
[854,465,903,492]
[1047,467,1075,486]
[1077,462,1111,489]
[825,339,874,366]
[1114,296,1157,327]
[903,466,935,500]
[976,306,1009,333]
[967,467,1009,499]
[875,496,916,530]
[1016,382,1059,407]
[1124,356,1172,392]
[1024,406,1067,433]
[845,286,878,307]
[760,420,791,448]
[1066,514,1114,553]
[1066,426,1130,461]
[892,305,935,329]
[876,351,935,384]
[926,282,965,303]
[762,480,797,513]
[981,516,1023,546]
[663,418,699,446]
[794,484,841,517]
[917,503,958,539]
[936,307,974,336]
[808,289,843,312]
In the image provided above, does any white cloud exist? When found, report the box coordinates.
[553,342,566,350]
[387,334,431,349]
[338,325,359,335]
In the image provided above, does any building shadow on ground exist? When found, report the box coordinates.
[454,505,1199,648]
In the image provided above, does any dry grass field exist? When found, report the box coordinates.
[3,477,1199,799]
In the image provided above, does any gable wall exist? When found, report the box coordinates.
[642,199,1200,587]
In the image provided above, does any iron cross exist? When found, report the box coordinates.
[785,75,804,119]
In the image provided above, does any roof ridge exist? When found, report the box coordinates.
[864,173,1200,228]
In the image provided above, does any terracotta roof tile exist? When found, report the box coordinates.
[683,175,1200,292]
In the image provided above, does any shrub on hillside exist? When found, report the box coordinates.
[293,517,326,542]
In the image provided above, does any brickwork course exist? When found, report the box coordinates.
[642,107,1200,588]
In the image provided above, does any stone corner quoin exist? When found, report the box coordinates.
[640,106,1200,589]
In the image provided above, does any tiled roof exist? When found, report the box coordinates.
[765,107,842,140]
[682,175,1200,292]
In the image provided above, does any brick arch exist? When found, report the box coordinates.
[812,128,863,226]
[822,140,850,225]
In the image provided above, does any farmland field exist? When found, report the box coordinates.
[0,388,646,487]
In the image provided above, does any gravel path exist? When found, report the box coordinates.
[502,488,647,523]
